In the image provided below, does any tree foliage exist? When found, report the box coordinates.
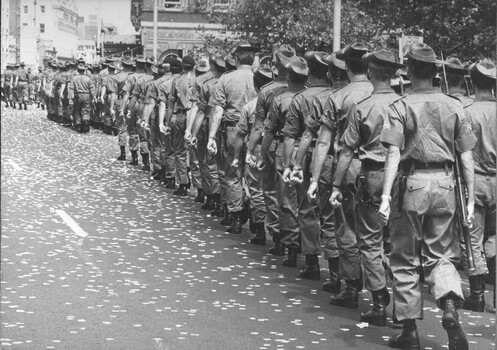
[193,0,495,61]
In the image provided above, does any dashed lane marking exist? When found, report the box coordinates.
[55,209,88,238]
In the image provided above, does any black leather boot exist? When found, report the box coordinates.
[462,274,485,312]
[173,184,188,196]
[299,254,320,280]
[152,168,163,181]
[209,195,223,215]
[361,287,390,326]
[268,232,285,256]
[194,189,205,203]
[82,120,90,133]
[330,279,360,308]
[23,102,27,110]
[388,320,420,350]
[282,247,298,268]
[165,177,176,189]
[129,151,139,166]
[227,211,242,234]
[322,258,341,293]
[220,204,232,226]
[201,194,215,210]
[41,104,45,110]
[141,153,150,171]
[249,223,266,245]
[117,146,126,161]
[441,297,468,350]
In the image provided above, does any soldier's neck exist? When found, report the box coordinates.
[308,75,327,86]
[475,88,494,100]
[372,79,392,91]
[349,73,368,83]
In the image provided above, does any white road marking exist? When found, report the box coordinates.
[6,159,21,171]
[55,209,88,238]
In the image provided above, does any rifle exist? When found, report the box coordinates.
[454,154,476,272]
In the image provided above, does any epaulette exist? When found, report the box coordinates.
[202,75,218,86]
[221,70,235,77]
[260,81,274,90]
[463,101,474,109]
[389,94,407,107]
[355,94,373,105]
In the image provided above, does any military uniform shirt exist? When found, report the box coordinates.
[3,71,13,85]
[198,75,220,114]
[236,97,258,136]
[194,70,214,103]
[109,71,131,95]
[320,79,373,135]
[169,71,197,111]
[381,88,476,163]
[132,73,154,99]
[282,83,330,139]
[264,86,305,134]
[254,79,287,123]
[101,73,117,93]
[158,73,180,105]
[144,73,172,104]
[342,89,400,163]
[122,72,143,95]
[70,74,95,96]
[303,86,336,134]
[465,97,496,175]
[16,68,29,82]
[209,67,257,122]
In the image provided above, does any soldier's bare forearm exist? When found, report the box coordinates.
[247,119,263,154]
[459,151,475,203]
[283,136,295,168]
[310,126,333,181]
[192,110,205,137]
[333,145,355,186]
[208,106,223,139]
[294,128,314,169]
[381,146,400,197]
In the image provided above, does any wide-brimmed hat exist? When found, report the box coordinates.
[136,56,146,64]
[225,53,236,68]
[442,57,467,74]
[164,57,183,70]
[122,56,135,67]
[405,43,443,64]
[336,43,368,60]
[213,51,226,68]
[151,64,158,74]
[77,63,86,70]
[285,56,309,76]
[274,44,296,65]
[470,59,496,81]
[304,51,329,68]
[362,49,406,68]
[323,52,346,70]
[182,56,195,68]
[146,57,155,65]
[254,66,273,81]
[233,40,258,53]
[196,57,210,72]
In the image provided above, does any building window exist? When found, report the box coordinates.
[163,0,181,9]
[40,23,45,33]
[63,12,68,20]
[41,5,45,13]
[24,5,28,13]
[22,23,28,27]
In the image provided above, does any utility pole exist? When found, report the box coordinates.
[333,0,341,52]
[153,0,158,62]
[96,0,102,59]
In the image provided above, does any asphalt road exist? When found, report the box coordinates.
[1,105,495,350]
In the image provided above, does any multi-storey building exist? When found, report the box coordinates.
[133,0,229,60]
[1,1,11,70]
[18,0,79,66]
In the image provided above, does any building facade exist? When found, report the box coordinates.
[17,0,79,67]
[133,0,229,59]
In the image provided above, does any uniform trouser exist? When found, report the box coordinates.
[46,93,56,116]
[73,93,91,126]
[103,95,114,127]
[149,109,162,170]
[160,130,176,178]
[3,84,11,102]
[260,142,280,241]
[172,113,188,184]
[460,173,496,276]
[216,133,228,203]
[296,150,321,255]
[485,235,496,259]
[245,144,266,224]
[355,168,388,292]
[28,83,35,101]
[127,105,140,152]
[275,141,300,249]
[221,126,244,212]
[390,169,464,321]
[190,147,202,189]
[114,99,128,147]
[335,158,361,281]
[55,93,64,118]
[17,82,29,103]
[196,122,220,196]
[319,154,338,259]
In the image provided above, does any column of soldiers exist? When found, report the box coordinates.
[1,40,495,350]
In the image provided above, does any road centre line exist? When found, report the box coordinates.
[55,209,88,238]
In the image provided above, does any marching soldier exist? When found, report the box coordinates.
[14,62,29,110]
[207,42,258,234]
[379,43,475,350]
[113,57,135,160]
[309,43,373,307]
[100,61,118,135]
[233,67,273,244]
[260,56,308,266]
[45,61,58,121]
[35,66,46,110]
[459,59,496,313]
[330,49,405,325]
[68,62,96,133]
[440,57,473,107]
[2,64,14,108]
[165,56,197,196]
[246,44,296,253]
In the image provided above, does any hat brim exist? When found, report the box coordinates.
[214,58,226,68]
[275,51,292,65]
[406,52,444,64]
[364,53,406,69]
[196,65,210,72]
[474,65,497,80]
[323,54,346,70]
[284,62,308,76]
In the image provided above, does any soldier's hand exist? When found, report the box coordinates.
[231,159,240,169]
[68,99,73,106]
[160,124,167,135]
[378,196,391,225]
[256,158,265,170]
[282,167,292,183]
[190,136,198,147]
[307,181,318,199]
[207,138,217,155]
[184,130,192,142]
[245,152,256,168]
[330,187,343,208]
[290,169,304,184]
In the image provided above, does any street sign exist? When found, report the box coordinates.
[399,34,423,59]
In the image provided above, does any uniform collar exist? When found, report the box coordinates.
[372,87,395,94]
[410,87,441,94]
[475,96,496,102]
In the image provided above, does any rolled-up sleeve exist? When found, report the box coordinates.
[380,105,405,149]
[341,104,361,149]
[264,98,281,134]
[320,98,338,131]
[455,111,477,152]
[208,76,226,109]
